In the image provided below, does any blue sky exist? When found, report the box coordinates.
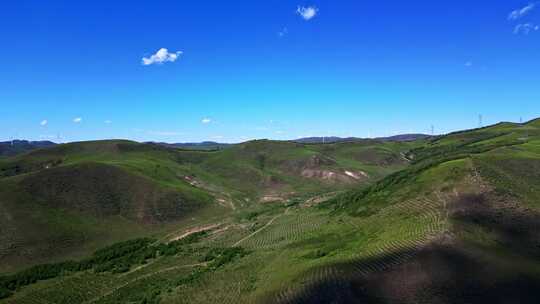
[1,1,539,143]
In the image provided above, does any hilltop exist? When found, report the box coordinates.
[147,141,232,151]
[294,134,430,144]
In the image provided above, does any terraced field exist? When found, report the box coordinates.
[271,194,450,303]
[240,209,326,250]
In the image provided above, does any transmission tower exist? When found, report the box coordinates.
[478,114,483,128]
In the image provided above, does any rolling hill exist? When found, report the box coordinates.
[0,141,56,157]
[1,120,539,303]
[0,138,414,275]
[148,141,232,151]
[294,134,430,144]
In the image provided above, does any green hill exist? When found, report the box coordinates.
[0,139,413,274]
[1,121,540,303]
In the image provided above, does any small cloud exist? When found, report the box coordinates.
[297,6,318,20]
[278,27,288,37]
[465,61,473,67]
[73,117,82,123]
[509,3,536,20]
[514,23,539,34]
[40,120,48,126]
[211,135,224,140]
[275,130,285,134]
[201,118,212,124]
[142,48,183,66]
[104,120,112,124]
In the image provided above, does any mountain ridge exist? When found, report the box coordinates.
[293,133,431,144]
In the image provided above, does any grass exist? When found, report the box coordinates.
[0,138,409,273]
[2,119,540,303]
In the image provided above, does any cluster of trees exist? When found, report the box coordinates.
[101,246,249,304]
[91,238,157,273]
[0,230,249,301]
[154,230,208,257]
[0,238,156,299]
[0,286,12,299]
[202,247,249,270]
[99,246,249,304]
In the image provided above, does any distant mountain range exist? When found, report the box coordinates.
[0,140,57,157]
[151,134,431,149]
[293,134,431,144]
[147,141,232,150]
[1,134,431,157]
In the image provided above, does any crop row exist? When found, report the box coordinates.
[241,212,326,250]
[274,196,448,303]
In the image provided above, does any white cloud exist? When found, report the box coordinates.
[104,120,112,124]
[465,61,473,67]
[73,117,82,123]
[40,120,48,126]
[201,118,212,124]
[211,135,224,140]
[278,27,288,37]
[509,3,536,20]
[514,23,539,34]
[297,6,318,20]
[142,48,183,66]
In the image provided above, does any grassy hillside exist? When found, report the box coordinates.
[2,121,539,303]
[0,139,412,274]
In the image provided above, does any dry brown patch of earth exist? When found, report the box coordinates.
[169,223,223,242]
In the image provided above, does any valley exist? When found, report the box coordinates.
[1,119,540,303]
